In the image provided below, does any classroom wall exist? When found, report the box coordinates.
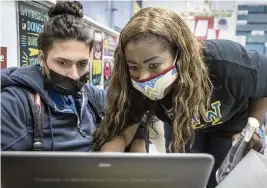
[1,1,19,67]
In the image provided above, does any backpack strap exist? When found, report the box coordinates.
[21,88,44,151]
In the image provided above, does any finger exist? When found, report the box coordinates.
[232,133,241,142]
[243,133,262,156]
[243,140,254,157]
[251,133,262,152]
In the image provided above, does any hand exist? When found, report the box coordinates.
[232,132,262,156]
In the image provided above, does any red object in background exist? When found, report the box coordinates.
[104,61,111,80]
[1,47,7,69]
[215,29,220,39]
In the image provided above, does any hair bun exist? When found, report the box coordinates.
[48,1,83,18]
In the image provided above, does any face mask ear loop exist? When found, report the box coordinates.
[172,51,179,66]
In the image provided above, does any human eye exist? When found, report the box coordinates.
[78,61,88,68]
[57,60,67,66]
[149,63,160,69]
[129,65,139,71]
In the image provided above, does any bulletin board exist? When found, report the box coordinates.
[91,29,104,87]
[1,47,7,69]
[184,15,234,40]
[103,32,118,90]
[17,1,49,67]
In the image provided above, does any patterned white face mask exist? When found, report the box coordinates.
[131,53,178,100]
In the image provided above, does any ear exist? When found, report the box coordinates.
[38,50,45,67]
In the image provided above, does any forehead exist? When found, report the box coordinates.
[125,40,163,59]
[48,40,90,61]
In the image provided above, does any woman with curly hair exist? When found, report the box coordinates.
[93,7,267,187]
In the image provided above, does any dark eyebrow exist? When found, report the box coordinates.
[78,59,89,63]
[127,60,137,64]
[127,56,162,64]
[57,57,71,62]
[143,56,162,63]
[57,57,89,63]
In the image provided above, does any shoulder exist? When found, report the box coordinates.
[204,40,267,98]
[204,39,245,59]
[82,84,107,109]
[1,87,32,151]
[83,84,107,99]
[2,86,29,103]
[204,39,259,81]
[1,86,32,121]
[204,39,261,71]
[1,65,43,90]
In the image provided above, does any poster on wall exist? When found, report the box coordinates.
[103,33,118,90]
[184,15,233,41]
[1,47,7,69]
[184,19,196,33]
[103,33,118,57]
[133,0,142,14]
[214,17,230,30]
[214,17,234,40]
[103,57,114,91]
[194,17,214,40]
[103,32,118,90]
[17,1,49,67]
[92,30,104,87]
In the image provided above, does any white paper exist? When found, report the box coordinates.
[218,30,230,40]
[186,19,196,33]
[195,20,208,37]
[207,29,216,39]
[235,36,247,47]
[94,32,102,41]
[251,30,265,36]
[236,20,247,25]
[237,10,248,15]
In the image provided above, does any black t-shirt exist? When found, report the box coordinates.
[127,39,267,133]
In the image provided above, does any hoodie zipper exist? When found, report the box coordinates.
[12,76,88,138]
[53,99,87,138]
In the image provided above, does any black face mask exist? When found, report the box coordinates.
[45,69,89,96]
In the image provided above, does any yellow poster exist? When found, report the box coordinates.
[133,1,141,14]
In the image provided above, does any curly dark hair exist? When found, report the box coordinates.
[38,1,93,55]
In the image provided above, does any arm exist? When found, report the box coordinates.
[98,86,148,152]
[130,122,147,152]
[1,88,32,151]
[247,50,267,125]
[249,97,267,127]
[100,123,148,153]
[100,124,139,152]
[232,48,267,153]
[249,73,267,153]
[247,57,267,153]
[100,115,149,153]
[130,139,146,152]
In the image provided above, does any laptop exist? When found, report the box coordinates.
[1,151,214,188]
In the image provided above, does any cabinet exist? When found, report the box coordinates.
[236,5,267,56]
